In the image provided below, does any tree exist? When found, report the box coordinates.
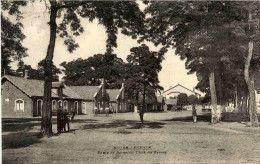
[38,1,145,136]
[177,93,189,109]
[243,6,260,126]
[1,1,28,75]
[60,54,124,88]
[126,44,165,123]
[141,1,260,124]
[13,60,61,81]
[188,95,199,105]
[37,59,62,81]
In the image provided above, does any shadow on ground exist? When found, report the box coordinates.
[2,132,41,150]
[2,118,42,132]
[70,119,99,124]
[81,119,165,131]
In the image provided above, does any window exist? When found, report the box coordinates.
[74,101,78,113]
[15,99,24,112]
[52,100,57,111]
[58,100,62,110]
[64,101,68,110]
[37,99,43,116]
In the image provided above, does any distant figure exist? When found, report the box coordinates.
[57,106,64,133]
[94,107,98,117]
[63,109,70,132]
[192,105,197,123]
[139,106,144,124]
[71,108,76,121]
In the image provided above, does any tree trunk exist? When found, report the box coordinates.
[215,68,223,119]
[237,85,242,113]
[209,68,218,124]
[244,41,259,127]
[142,83,146,113]
[41,2,58,137]
[241,91,248,114]
[235,86,238,111]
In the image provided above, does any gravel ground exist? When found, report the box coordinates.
[2,111,260,164]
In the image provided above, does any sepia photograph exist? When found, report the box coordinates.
[1,0,260,163]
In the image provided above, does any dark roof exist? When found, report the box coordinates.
[69,86,100,100]
[2,75,82,99]
[163,84,201,96]
[106,89,120,102]
[165,98,177,105]
[157,96,165,103]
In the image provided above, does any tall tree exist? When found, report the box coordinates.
[39,1,144,136]
[141,1,260,124]
[244,6,260,126]
[126,44,165,123]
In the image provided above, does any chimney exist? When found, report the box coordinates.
[101,78,105,97]
[3,69,6,76]
[24,70,29,79]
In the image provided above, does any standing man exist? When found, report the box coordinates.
[57,106,64,133]
[192,105,197,123]
[139,105,144,124]
[71,108,76,121]
[63,109,70,132]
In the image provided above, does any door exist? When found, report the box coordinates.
[82,102,86,114]
[37,100,42,116]
[74,101,78,114]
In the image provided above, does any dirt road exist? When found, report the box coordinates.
[2,111,260,163]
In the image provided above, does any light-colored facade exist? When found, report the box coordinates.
[162,84,201,99]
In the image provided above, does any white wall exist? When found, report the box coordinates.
[256,92,260,113]
[163,85,199,99]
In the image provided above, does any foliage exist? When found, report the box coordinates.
[125,44,165,103]
[177,93,189,107]
[142,1,260,105]
[14,60,62,81]
[1,1,28,75]
[60,53,124,88]
[56,1,145,53]
[188,95,199,105]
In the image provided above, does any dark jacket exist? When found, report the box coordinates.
[57,109,64,120]
[192,106,197,116]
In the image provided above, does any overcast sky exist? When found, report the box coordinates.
[9,1,199,92]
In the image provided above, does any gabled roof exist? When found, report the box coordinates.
[106,89,120,102]
[69,86,100,100]
[163,84,201,96]
[165,98,177,105]
[2,75,82,99]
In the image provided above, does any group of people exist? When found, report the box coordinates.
[57,107,76,133]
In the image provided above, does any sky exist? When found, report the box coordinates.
[8,1,199,93]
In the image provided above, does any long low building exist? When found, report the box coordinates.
[1,75,83,118]
[70,80,129,114]
[2,74,168,118]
